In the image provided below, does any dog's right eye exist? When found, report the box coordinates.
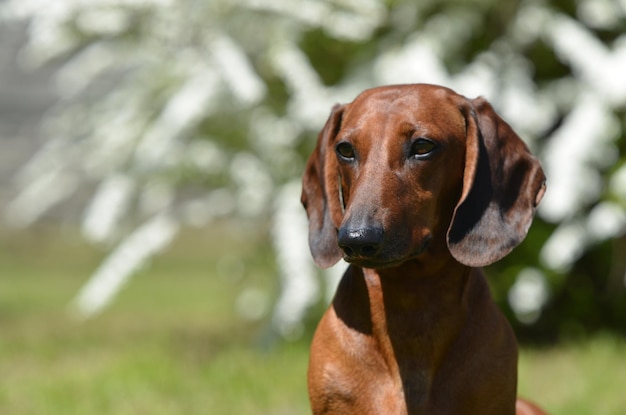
[336,142,356,161]
[409,138,438,159]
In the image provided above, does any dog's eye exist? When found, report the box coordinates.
[409,138,438,159]
[336,142,356,161]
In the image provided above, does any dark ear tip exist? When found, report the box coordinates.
[310,245,343,269]
[313,257,342,269]
[447,241,486,267]
[448,239,516,267]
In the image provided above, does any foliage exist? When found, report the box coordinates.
[1,0,626,338]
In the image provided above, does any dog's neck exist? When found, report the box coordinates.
[333,257,479,401]
[369,259,472,332]
[335,256,474,326]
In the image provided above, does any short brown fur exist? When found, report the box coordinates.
[302,84,547,414]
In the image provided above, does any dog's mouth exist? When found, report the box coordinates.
[342,235,432,269]
[344,257,408,270]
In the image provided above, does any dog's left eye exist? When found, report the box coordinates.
[409,138,438,159]
[336,142,356,161]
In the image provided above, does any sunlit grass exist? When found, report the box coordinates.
[519,335,626,415]
[0,225,624,414]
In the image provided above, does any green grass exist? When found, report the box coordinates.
[0,225,624,414]
[519,335,626,414]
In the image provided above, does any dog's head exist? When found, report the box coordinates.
[301,84,546,269]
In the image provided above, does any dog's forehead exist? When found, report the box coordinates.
[342,84,466,136]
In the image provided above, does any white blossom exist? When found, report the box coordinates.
[2,0,625,332]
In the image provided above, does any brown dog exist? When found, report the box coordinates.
[301,84,547,414]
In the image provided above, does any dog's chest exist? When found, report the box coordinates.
[320,361,423,415]
[317,329,433,414]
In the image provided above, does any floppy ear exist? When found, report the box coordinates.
[447,97,546,267]
[301,104,346,268]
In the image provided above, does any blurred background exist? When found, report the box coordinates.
[1,0,625,413]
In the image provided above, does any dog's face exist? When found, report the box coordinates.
[302,84,546,270]
[331,86,467,268]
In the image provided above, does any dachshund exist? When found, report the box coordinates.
[302,84,547,414]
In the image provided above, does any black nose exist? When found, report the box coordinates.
[337,225,384,258]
